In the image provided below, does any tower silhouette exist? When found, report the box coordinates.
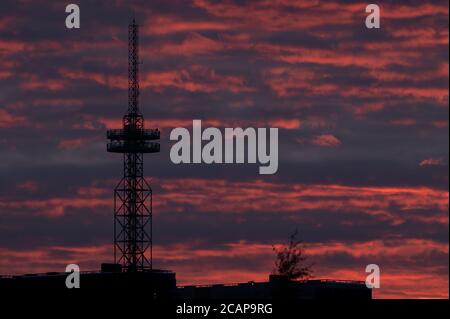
[107,20,160,272]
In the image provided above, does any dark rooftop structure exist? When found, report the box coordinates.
[178,275,371,300]
[0,266,176,298]
[0,270,370,300]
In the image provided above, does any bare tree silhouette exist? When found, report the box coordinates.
[272,229,313,280]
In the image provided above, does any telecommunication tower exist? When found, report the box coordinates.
[107,20,160,272]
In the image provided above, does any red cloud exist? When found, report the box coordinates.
[0,109,25,128]
[58,137,99,150]
[16,181,39,192]
[142,15,231,35]
[152,179,449,225]
[419,158,445,167]
[311,134,341,147]
[146,33,225,56]
[269,119,301,129]
[2,178,448,224]
[3,238,446,298]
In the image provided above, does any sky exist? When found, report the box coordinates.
[0,0,448,298]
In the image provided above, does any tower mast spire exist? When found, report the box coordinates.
[128,19,140,116]
[107,20,160,272]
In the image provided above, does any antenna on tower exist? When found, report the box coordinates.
[107,20,160,272]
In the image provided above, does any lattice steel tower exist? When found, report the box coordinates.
[107,20,160,272]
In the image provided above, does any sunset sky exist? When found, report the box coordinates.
[0,0,448,298]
